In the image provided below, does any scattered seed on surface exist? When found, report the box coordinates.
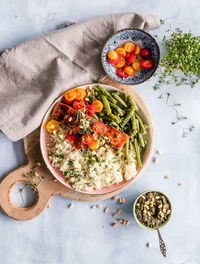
[112,196,118,200]
[68,203,74,208]
[47,203,51,208]
[113,213,117,218]
[111,223,117,227]
[164,175,171,179]
[118,198,125,204]
[104,207,109,213]
[178,183,183,187]
[147,242,151,248]
[68,117,72,122]
[85,98,89,102]
[53,179,58,182]
[156,150,162,155]
[37,162,41,167]
[97,205,102,208]
[117,219,123,223]
[91,205,96,209]
[117,209,121,214]
[153,157,158,163]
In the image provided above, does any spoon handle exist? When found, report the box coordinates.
[157,229,166,257]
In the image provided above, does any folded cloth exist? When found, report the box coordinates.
[0,12,160,141]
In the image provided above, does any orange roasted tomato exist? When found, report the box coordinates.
[74,88,86,100]
[134,45,141,55]
[115,57,125,68]
[92,100,103,112]
[124,42,135,53]
[64,89,76,101]
[124,66,135,76]
[116,48,126,57]
[46,120,60,133]
[107,50,119,61]
[88,139,100,150]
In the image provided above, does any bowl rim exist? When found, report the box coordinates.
[40,83,154,195]
[133,190,172,230]
[101,27,160,85]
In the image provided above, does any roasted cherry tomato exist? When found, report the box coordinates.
[124,42,135,53]
[107,55,122,66]
[117,68,128,79]
[66,133,77,142]
[73,99,86,110]
[107,50,119,61]
[74,88,86,100]
[132,58,142,71]
[126,53,136,65]
[46,120,60,133]
[116,48,126,57]
[86,104,96,117]
[92,100,103,112]
[140,59,154,69]
[74,136,87,149]
[140,48,151,59]
[92,121,106,134]
[64,89,76,101]
[81,134,95,145]
[61,96,73,104]
[115,57,125,68]
[124,66,134,76]
[134,45,141,55]
[88,139,100,150]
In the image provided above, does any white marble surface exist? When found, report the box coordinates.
[0,0,200,263]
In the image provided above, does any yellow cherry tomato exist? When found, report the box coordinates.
[92,100,103,112]
[116,48,126,57]
[134,45,141,55]
[74,88,86,100]
[64,89,76,101]
[115,57,125,68]
[132,58,142,71]
[124,66,134,76]
[107,50,119,61]
[124,42,135,53]
[46,120,60,133]
[88,139,100,150]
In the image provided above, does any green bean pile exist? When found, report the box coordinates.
[87,85,148,167]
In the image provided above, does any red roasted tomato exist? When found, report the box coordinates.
[73,99,86,110]
[66,133,77,142]
[92,121,106,134]
[140,48,151,59]
[86,104,96,117]
[81,134,95,145]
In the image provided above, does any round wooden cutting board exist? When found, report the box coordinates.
[0,77,154,220]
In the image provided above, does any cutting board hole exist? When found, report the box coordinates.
[10,182,37,208]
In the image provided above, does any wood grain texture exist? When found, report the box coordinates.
[0,77,154,220]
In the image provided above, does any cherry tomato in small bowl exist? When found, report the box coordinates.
[81,134,95,145]
[92,121,106,134]
[124,66,134,76]
[126,53,136,65]
[107,50,119,61]
[73,99,86,110]
[117,68,128,79]
[107,55,122,66]
[140,48,151,59]
[140,59,154,69]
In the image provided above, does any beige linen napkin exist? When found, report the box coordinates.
[0,12,160,141]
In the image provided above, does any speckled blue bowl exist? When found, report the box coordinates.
[101,28,160,85]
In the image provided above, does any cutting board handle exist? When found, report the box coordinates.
[0,162,55,220]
